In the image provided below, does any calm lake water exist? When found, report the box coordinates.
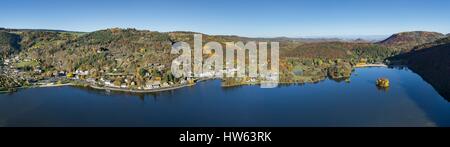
[1,67,450,127]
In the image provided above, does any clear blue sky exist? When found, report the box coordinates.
[1,0,449,37]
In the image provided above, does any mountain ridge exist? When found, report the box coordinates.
[377,31,445,52]
[389,36,450,100]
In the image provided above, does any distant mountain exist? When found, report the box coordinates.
[389,38,450,100]
[377,31,445,52]
[263,37,344,43]
[1,28,84,33]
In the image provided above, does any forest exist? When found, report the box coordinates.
[1,28,447,90]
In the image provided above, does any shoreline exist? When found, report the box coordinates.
[354,63,388,68]
[88,78,216,93]
[21,83,75,89]
[2,66,388,94]
[88,84,193,93]
[2,78,215,94]
[1,83,75,93]
[221,65,385,88]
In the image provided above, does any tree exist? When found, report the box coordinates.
[138,68,147,78]
[66,72,74,78]
[113,79,122,86]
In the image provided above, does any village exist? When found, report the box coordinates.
[0,55,194,91]
[0,55,276,92]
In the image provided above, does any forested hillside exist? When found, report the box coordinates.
[0,31,21,57]
[1,27,447,91]
[389,36,450,100]
[377,31,445,52]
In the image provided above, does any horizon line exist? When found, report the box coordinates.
[2,26,447,39]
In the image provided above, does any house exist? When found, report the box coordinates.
[34,69,43,74]
[157,65,165,70]
[4,59,10,65]
[146,80,161,88]
[104,80,112,86]
[58,71,66,76]
[52,71,59,77]
[144,84,153,90]
[145,81,154,88]
[86,78,96,83]
[75,70,89,76]
[161,82,169,88]
[152,80,161,86]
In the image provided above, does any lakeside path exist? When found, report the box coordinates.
[1,83,75,93]
[1,78,215,94]
[354,63,388,68]
[88,78,215,93]
[25,83,75,88]
[89,84,192,93]
[1,83,191,94]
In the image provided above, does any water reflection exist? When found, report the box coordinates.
[387,64,450,101]
[376,86,389,92]
[1,67,449,127]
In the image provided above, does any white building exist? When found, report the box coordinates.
[75,70,89,76]
[144,84,153,90]
[4,59,10,65]
[104,80,112,86]
[86,78,96,83]
[161,82,169,88]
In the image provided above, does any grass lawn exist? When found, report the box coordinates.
[15,60,39,68]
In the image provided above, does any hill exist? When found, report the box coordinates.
[389,39,450,100]
[377,31,445,52]
[0,27,426,89]
[412,36,450,51]
[0,31,21,57]
[0,28,84,34]
[282,41,394,62]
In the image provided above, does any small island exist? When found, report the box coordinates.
[376,78,390,88]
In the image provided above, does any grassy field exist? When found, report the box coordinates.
[15,60,39,68]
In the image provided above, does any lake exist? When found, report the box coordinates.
[1,67,450,127]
